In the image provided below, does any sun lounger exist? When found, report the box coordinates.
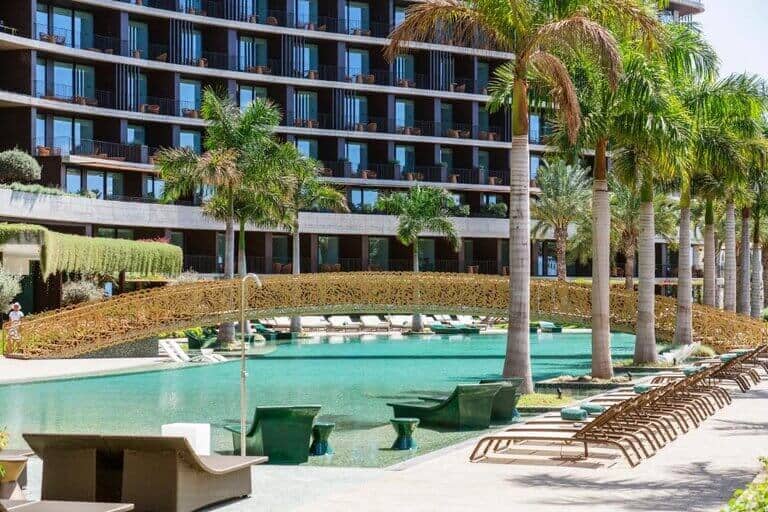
[159,340,190,363]
[224,405,321,464]
[386,315,413,329]
[301,316,330,330]
[388,383,503,429]
[419,378,522,422]
[272,317,292,329]
[1,500,134,511]
[327,316,361,331]
[23,433,266,512]
[360,315,390,331]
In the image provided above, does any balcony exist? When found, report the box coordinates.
[33,81,113,109]
[32,23,127,55]
[35,136,151,164]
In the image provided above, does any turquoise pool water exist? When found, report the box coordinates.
[0,332,635,466]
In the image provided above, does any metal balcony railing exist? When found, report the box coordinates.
[36,136,150,164]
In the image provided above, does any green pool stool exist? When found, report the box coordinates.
[390,418,419,450]
[634,384,652,394]
[560,407,588,421]
[309,422,335,456]
[579,403,606,415]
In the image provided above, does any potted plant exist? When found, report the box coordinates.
[307,70,318,80]
[198,57,208,67]
[155,53,168,62]
[367,122,377,132]
[132,49,142,59]
[37,146,51,157]
[487,176,498,185]
[365,74,376,84]
[449,174,459,183]
[266,16,278,25]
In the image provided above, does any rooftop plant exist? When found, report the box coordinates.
[0,223,182,278]
[0,149,41,183]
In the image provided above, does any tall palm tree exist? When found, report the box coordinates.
[156,89,282,342]
[531,159,591,280]
[376,186,460,331]
[385,0,645,392]
[282,144,349,333]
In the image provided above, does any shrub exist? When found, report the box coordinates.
[0,149,42,183]
[62,279,104,306]
[0,265,21,311]
[479,202,508,218]
[692,344,717,358]
[722,457,768,511]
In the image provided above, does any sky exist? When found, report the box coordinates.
[697,1,768,79]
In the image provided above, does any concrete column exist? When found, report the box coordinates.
[387,94,395,133]
[310,233,319,272]
[361,235,369,270]
[263,232,273,273]
[660,243,668,277]
[118,119,128,144]
[227,29,238,70]
[470,101,479,139]
[336,42,346,80]
[285,84,295,121]
[84,224,93,237]
[457,239,465,273]
[227,79,238,102]
[496,238,503,275]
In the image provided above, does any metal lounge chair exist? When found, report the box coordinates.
[1,500,134,511]
[23,433,266,512]
[388,383,503,429]
[327,316,361,331]
[360,315,390,331]
[224,405,321,464]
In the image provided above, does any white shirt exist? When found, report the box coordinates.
[8,311,24,322]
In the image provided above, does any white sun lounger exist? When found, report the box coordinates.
[302,316,330,330]
[360,315,390,331]
[159,340,191,363]
[328,316,362,331]
[272,317,292,329]
[387,315,413,329]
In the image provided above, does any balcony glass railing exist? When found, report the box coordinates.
[33,81,113,109]
[35,136,150,164]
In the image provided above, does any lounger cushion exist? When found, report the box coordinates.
[579,403,605,415]
[682,366,701,376]
[633,384,652,394]
[560,407,587,421]
[720,353,738,362]
[732,348,753,354]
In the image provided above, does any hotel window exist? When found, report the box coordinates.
[395,99,414,129]
[318,236,340,266]
[529,113,541,143]
[65,168,82,194]
[394,55,415,84]
[394,6,406,27]
[143,174,165,200]
[52,61,95,100]
[36,5,49,39]
[170,231,184,248]
[477,62,490,93]
[344,95,368,127]
[238,85,267,109]
[53,116,93,155]
[346,1,370,34]
[530,154,542,180]
[345,142,368,173]
[346,48,369,79]
[296,138,318,159]
[477,150,490,171]
[295,0,318,27]
[36,115,47,149]
[86,170,105,198]
[129,21,149,58]
[127,124,145,145]
[395,145,415,172]
[483,193,503,205]
[368,237,389,270]
[239,0,268,21]
[418,239,436,270]
[293,90,318,123]
[127,72,148,110]
[440,148,453,171]
[293,44,318,77]
[179,79,201,112]
[35,58,46,97]
[106,172,125,198]
[440,103,454,133]
[479,108,490,132]
[272,235,290,264]
[97,227,134,240]
[238,36,268,71]
[349,187,378,212]
[181,29,203,65]
[180,130,202,153]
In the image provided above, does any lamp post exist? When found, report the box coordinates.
[239,273,261,457]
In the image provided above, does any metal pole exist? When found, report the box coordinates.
[240,273,261,457]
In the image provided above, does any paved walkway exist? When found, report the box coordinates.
[0,357,167,385]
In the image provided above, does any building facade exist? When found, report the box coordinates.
[0,0,704,307]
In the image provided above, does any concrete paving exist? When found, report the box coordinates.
[17,372,768,512]
[0,356,167,385]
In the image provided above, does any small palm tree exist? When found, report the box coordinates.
[531,159,591,280]
[281,144,348,332]
[376,186,460,331]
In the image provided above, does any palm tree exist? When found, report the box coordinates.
[570,177,678,291]
[156,88,282,342]
[282,144,349,333]
[385,0,647,392]
[376,186,460,331]
[531,159,591,280]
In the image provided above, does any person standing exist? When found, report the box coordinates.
[7,302,23,345]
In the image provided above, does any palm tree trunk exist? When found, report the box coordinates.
[763,243,768,308]
[674,183,692,344]
[634,174,656,364]
[738,207,751,315]
[555,227,567,281]
[217,213,236,345]
[502,82,533,393]
[411,238,423,332]
[703,200,716,307]
[238,219,252,335]
[590,140,612,379]
[624,240,636,291]
[751,213,763,318]
[724,200,737,312]
[290,229,302,334]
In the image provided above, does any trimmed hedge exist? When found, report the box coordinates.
[0,223,182,278]
[0,149,42,183]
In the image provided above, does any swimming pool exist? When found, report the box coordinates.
[0,332,635,467]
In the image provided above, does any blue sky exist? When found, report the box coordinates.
[698,1,768,79]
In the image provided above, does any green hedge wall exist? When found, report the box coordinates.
[0,223,182,277]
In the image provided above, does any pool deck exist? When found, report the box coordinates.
[18,374,768,511]
[0,356,169,385]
